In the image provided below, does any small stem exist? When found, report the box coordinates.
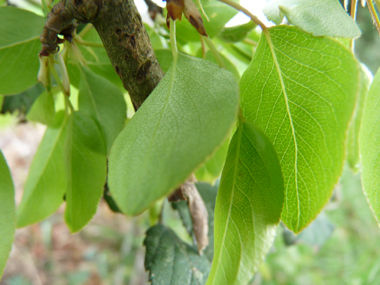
[243,38,258,47]
[203,36,225,68]
[200,35,206,59]
[237,106,245,124]
[217,0,268,32]
[74,35,104,48]
[197,0,210,21]
[78,23,94,38]
[350,0,358,51]
[368,0,380,35]
[170,18,178,61]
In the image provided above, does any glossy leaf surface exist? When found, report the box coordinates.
[78,67,126,153]
[360,68,380,224]
[263,0,361,38]
[144,224,211,285]
[207,122,284,285]
[0,7,45,94]
[240,26,358,233]
[109,53,238,216]
[0,151,15,278]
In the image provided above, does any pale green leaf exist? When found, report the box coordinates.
[109,53,238,216]
[176,0,239,41]
[145,24,165,50]
[218,21,257,43]
[195,139,229,184]
[78,67,126,153]
[64,111,107,233]
[206,122,284,285]
[263,0,361,38]
[240,26,358,233]
[0,151,15,278]
[347,65,371,172]
[201,50,240,83]
[26,91,56,125]
[17,111,69,228]
[0,7,45,94]
[144,224,211,285]
[360,68,380,225]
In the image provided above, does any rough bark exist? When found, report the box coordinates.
[40,0,164,110]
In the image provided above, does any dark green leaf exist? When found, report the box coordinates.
[360,68,380,224]
[218,21,257,43]
[109,53,238,216]
[171,201,193,235]
[26,91,56,125]
[240,26,358,233]
[263,0,361,37]
[64,111,107,232]
[78,67,126,153]
[144,224,211,285]
[0,150,15,278]
[0,7,45,95]
[206,122,284,285]
[17,111,69,227]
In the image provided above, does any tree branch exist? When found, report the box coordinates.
[40,0,164,110]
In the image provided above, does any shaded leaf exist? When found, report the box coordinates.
[171,200,193,234]
[360,68,380,224]
[347,65,371,172]
[144,224,211,285]
[155,49,174,73]
[78,67,126,153]
[207,122,284,285]
[17,111,69,227]
[64,111,107,232]
[0,150,15,278]
[283,212,334,247]
[0,7,45,94]
[240,26,358,232]
[263,0,361,38]
[109,53,238,216]
[176,0,239,41]
[218,21,257,43]
[26,91,56,125]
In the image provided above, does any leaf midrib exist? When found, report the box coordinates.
[0,36,39,50]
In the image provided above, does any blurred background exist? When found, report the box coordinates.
[1,0,380,284]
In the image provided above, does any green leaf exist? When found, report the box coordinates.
[240,26,358,232]
[176,0,239,41]
[195,138,229,184]
[64,111,107,232]
[17,111,69,228]
[206,122,284,285]
[78,67,126,153]
[360,68,380,225]
[144,224,211,285]
[218,21,257,43]
[283,212,334,247]
[109,53,238,216]
[26,91,55,125]
[145,24,165,50]
[155,49,174,73]
[0,7,45,95]
[171,201,193,235]
[0,151,15,278]
[347,66,371,172]
[67,28,122,89]
[263,0,361,38]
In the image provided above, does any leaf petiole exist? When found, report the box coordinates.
[203,37,225,68]
[170,18,178,61]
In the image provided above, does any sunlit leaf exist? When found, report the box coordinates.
[0,7,45,95]
[360,68,380,225]
[17,111,69,227]
[207,122,284,285]
[240,26,358,233]
[263,0,361,38]
[109,53,238,216]
[26,91,56,125]
[144,224,211,285]
[0,150,15,278]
